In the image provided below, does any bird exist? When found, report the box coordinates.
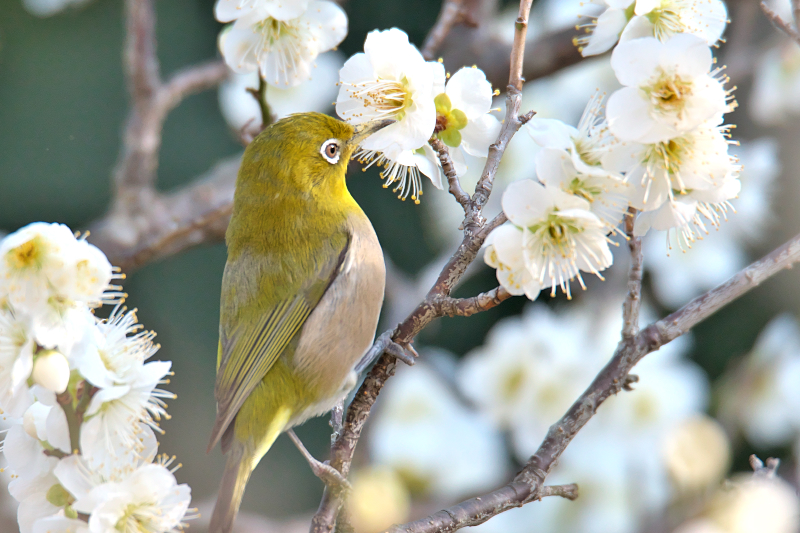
[207,112,395,533]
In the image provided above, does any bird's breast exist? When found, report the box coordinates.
[288,211,385,425]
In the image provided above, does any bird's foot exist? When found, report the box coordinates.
[384,339,418,367]
[288,429,351,492]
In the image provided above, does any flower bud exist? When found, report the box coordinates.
[32,350,70,394]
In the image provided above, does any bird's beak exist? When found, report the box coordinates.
[347,119,395,149]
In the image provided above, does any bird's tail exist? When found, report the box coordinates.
[209,440,252,533]
[209,406,291,533]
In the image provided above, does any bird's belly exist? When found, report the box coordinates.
[287,221,385,427]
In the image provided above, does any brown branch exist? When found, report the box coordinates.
[760,1,800,45]
[794,0,800,29]
[385,231,800,533]
[621,208,643,340]
[421,0,466,61]
[429,137,470,215]
[440,25,585,91]
[433,286,511,317]
[508,0,534,90]
[124,0,159,108]
[468,94,534,233]
[88,156,240,272]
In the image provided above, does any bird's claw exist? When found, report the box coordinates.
[385,340,418,366]
[310,460,352,492]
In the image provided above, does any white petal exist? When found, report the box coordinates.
[451,146,469,176]
[302,1,348,52]
[488,225,525,270]
[502,180,553,227]
[611,37,663,87]
[265,0,310,21]
[607,87,675,143]
[536,148,576,189]
[221,17,262,74]
[461,114,501,158]
[619,15,655,42]
[582,8,629,57]
[661,33,713,80]
[525,118,577,150]
[634,0,661,15]
[634,199,698,235]
[446,67,493,118]
[414,146,444,189]
[46,405,71,454]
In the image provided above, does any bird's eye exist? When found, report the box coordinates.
[320,139,341,164]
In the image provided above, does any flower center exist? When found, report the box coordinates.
[6,237,45,271]
[567,177,602,204]
[116,503,158,533]
[433,93,468,148]
[530,213,581,259]
[644,136,693,178]
[348,77,413,121]
[646,2,685,41]
[645,70,693,117]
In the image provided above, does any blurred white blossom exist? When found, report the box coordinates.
[663,415,731,493]
[214,0,310,23]
[674,475,800,533]
[370,362,508,500]
[750,42,800,126]
[22,0,92,17]
[718,314,800,448]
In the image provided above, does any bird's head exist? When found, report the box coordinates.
[237,112,392,204]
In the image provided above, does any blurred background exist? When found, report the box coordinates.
[3,0,800,532]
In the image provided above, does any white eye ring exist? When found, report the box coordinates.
[320,139,341,164]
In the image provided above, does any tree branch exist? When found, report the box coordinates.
[621,208,643,340]
[384,231,800,533]
[760,1,800,45]
[421,0,467,61]
[429,138,470,215]
[508,0,534,90]
[433,286,511,317]
[124,0,159,108]
[88,155,240,271]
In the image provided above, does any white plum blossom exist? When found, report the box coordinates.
[370,362,508,500]
[0,307,36,417]
[579,0,728,57]
[30,350,70,394]
[214,0,310,23]
[80,361,173,479]
[621,0,728,46]
[72,464,191,533]
[337,29,442,202]
[662,415,731,493]
[528,94,631,230]
[575,0,634,57]
[602,124,740,240]
[717,314,800,448]
[485,180,613,300]
[427,67,501,175]
[337,29,437,156]
[219,0,347,88]
[607,33,731,144]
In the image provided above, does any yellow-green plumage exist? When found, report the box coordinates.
[208,113,387,533]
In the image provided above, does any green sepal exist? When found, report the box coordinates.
[450,108,468,130]
[46,483,75,508]
[440,128,462,148]
[434,93,452,114]
[64,505,78,520]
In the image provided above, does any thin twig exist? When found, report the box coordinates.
[386,231,800,533]
[429,138,470,215]
[794,0,800,29]
[621,208,643,340]
[433,286,511,317]
[508,0,534,90]
[421,0,466,61]
[760,1,800,45]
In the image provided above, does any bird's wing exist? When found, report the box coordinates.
[207,234,350,453]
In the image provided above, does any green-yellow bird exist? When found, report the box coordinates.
[207,112,393,533]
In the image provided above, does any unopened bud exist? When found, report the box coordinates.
[32,350,70,394]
